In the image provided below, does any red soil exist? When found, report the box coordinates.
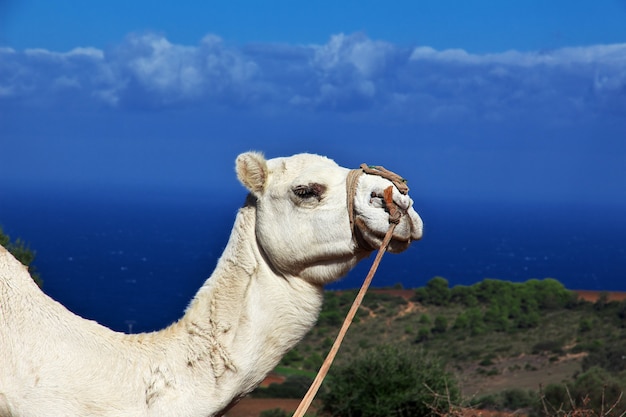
[226,398,310,417]
[574,290,626,302]
[258,372,286,388]
[226,399,519,417]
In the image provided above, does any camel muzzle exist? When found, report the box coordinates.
[345,163,411,252]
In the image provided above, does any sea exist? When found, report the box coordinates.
[1,184,625,334]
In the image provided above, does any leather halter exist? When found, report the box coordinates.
[345,163,409,250]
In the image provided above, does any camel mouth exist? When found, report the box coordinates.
[353,219,378,252]
[353,209,419,254]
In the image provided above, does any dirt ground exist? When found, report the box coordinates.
[575,290,626,302]
[225,398,313,417]
[225,398,520,417]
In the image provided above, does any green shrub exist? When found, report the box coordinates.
[479,357,494,367]
[280,349,303,366]
[320,345,459,417]
[252,375,313,399]
[259,409,291,417]
[0,226,42,287]
[476,367,500,376]
[414,277,451,306]
[318,310,342,326]
[302,352,323,371]
[432,315,448,334]
[473,388,537,411]
[536,367,626,416]
[450,285,478,306]
[453,313,469,330]
[415,327,431,343]
[578,317,593,333]
[582,339,626,373]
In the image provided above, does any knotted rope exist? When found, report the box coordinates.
[292,164,408,417]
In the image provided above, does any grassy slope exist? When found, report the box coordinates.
[272,285,626,399]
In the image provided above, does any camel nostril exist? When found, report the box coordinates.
[370,197,385,209]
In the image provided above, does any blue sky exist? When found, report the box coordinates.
[1,1,625,207]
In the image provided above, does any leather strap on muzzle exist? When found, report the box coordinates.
[346,164,409,250]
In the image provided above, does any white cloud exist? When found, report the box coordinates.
[410,43,626,67]
[107,32,261,107]
[123,33,203,96]
[312,33,394,77]
[0,44,112,106]
[405,43,626,122]
[0,32,624,120]
[66,47,105,60]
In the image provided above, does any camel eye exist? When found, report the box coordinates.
[292,183,326,201]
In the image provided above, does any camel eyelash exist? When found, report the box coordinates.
[292,183,326,201]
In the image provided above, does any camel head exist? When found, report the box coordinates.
[236,152,423,285]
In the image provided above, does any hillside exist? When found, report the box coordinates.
[250,278,626,413]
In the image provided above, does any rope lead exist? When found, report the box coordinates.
[292,185,400,417]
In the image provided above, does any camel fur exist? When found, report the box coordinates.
[0,152,423,417]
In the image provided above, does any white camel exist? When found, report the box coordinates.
[0,152,423,417]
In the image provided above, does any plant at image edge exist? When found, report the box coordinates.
[320,344,459,417]
[0,226,42,287]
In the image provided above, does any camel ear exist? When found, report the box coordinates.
[236,152,268,195]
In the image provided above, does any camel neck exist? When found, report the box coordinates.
[155,202,324,415]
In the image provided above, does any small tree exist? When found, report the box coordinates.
[432,315,448,334]
[321,345,459,417]
[425,276,451,306]
[0,226,42,287]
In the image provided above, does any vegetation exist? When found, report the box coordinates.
[537,367,626,416]
[252,375,313,399]
[258,410,289,417]
[320,345,459,417]
[0,226,42,287]
[254,276,626,415]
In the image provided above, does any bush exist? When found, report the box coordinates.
[252,375,313,399]
[302,352,323,371]
[500,388,537,410]
[259,409,291,417]
[473,388,537,411]
[280,349,303,366]
[432,315,448,334]
[318,310,342,326]
[466,307,487,336]
[536,367,626,416]
[450,285,478,306]
[415,327,430,343]
[582,339,626,374]
[414,277,451,306]
[320,345,459,417]
[0,226,42,287]
[479,356,495,367]
[578,317,593,333]
[453,313,469,330]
